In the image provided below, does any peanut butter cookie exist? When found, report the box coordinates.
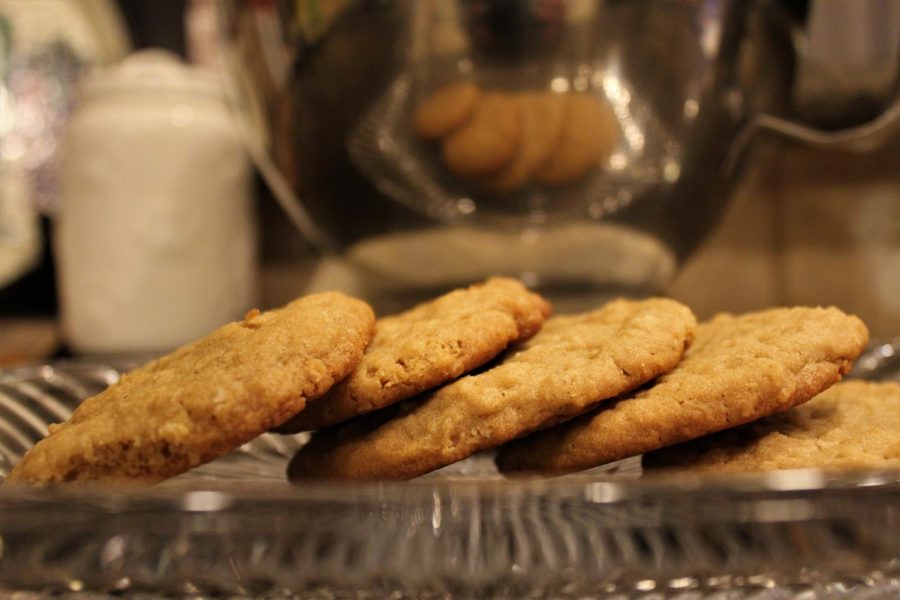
[483,92,567,192]
[413,82,482,140]
[497,307,869,475]
[442,92,521,178]
[534,93,619,186]
[643,380,900,473]
[276,277,552,433]
[7,292,375,486]
[288,298,696,481]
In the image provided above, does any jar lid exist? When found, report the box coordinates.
[83,49,227,101]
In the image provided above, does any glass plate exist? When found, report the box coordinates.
[0,344,899,599]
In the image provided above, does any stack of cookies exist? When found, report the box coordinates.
[413,82,620,191]
[7,278,897,487]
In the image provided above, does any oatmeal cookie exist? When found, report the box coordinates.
[534,93,619,186]
[643,380,900,473]
[276,277,551,433]
[413,82,482,140]
[288,298,695,481]
[6,292,375,486]
[442,92,521,178]
[483,92,567,192]
[497,307,869,475]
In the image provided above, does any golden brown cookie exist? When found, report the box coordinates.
[497,307,869,475]
[483,92,567,192]
[276,277,552,433]
[6,292,375,486]
[288,298,696,481]
[442,92,521,178]
[534,93,619,186]
[643,380,900,473]
[413,82,482,140]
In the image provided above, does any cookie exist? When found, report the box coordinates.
[534,93,619,186]
[483,92,567,192]
[413,81,482,140]
[6,292,375,486]
[288,298,696,481]
[442,92,521,178]
[497,307,869,475]
[276,277,552,433]
[643,380,900,473]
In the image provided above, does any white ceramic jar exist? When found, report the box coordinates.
[57,50,257,355]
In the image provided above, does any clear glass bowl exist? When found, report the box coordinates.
[0,351,898,598]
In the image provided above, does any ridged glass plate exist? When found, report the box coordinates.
[0,344,898,599]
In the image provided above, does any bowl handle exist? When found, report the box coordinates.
[725,92,900,179]
[751,96,900,152]
[725,8,899,173]
[754,0,900,151]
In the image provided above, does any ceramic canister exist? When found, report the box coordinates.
[57,50,257,355]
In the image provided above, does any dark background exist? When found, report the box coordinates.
[117,0,188,56]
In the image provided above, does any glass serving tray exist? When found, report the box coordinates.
[0,343,899,599]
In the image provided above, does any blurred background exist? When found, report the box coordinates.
[0,0,898,364]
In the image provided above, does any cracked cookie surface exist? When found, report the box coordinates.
[497,306,869,475]
[288,297,695,481]
[7,292,375,486]
[276,277,551,433]
[643,380,900,473]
